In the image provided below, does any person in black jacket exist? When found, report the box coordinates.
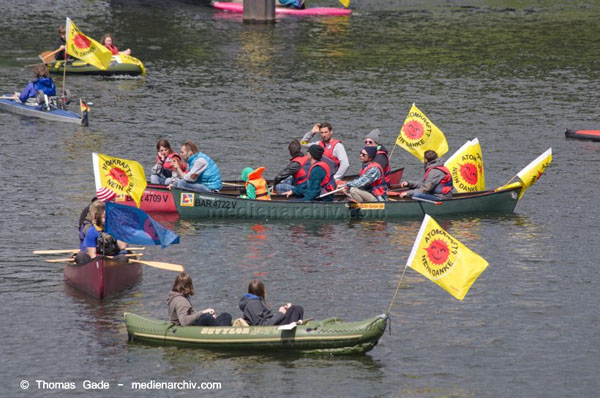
[238,280,304,326]
[273,139,310,193]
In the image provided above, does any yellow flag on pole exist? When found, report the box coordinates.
[396,104,449,161]
[444,138,485,192]
[339,0,350,7]
[92,153,147,207]
[407,215,489,301]
[65,17,112,70]
[496,148,552,199]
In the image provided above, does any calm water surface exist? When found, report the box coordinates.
[1,0,599,397]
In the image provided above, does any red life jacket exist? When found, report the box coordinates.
[375,148,391,184]
[156,153,186,172]
[423,166,453,195]
[317,139,341,170]
[360,162,387,197]
[307,161,336,194]
[105,43,119,55]
[291,155,310,185]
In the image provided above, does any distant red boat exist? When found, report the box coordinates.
[564,129,600,142]
[64,257,142,299]
[115,168,404,213]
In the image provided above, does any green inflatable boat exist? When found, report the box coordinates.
[124,312,388,354]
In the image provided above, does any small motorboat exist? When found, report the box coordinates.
[564,129,600,142]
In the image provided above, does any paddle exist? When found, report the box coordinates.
[222,182,245,187]
[130,260,184,272]
[316,185,347,199]
[412,196,443,205]
[34,247,146,255]
[39,48,62,64]
[44,253,143,263]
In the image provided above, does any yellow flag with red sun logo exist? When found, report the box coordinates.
[396,103,449,161]
[65,17,112,70]
[92,153,147,207]
[407,215,489,300]
[496,148,552,199]
[444,138,485,192]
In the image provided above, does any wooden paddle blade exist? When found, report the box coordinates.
[131,260,184,272]
[39,48,61,64]
[45,258,75,263]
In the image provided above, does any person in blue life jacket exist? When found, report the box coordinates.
[399,150,454,201]
[239,279,304,326]
[343,146,388,202]
[15,64,56,104]
[282,145,336,201]
[168,141,222,193]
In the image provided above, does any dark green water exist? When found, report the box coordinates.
[1,1,598,396]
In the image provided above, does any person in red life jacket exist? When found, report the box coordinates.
[100,33,131,55]
[240,166,271,200]
[399,150,453,201]
[151,138,186,185]
[344,146,388,202]
[364,128,392,186]
[283,145,336,201]
[273,139,311,193]
[300,122,349,184]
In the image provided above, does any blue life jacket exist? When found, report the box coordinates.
[33,77,56,96]
[187,152,222,190]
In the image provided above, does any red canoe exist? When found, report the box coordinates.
[64,257,142,299]
[564,129,600,142]
[114,168,404,213]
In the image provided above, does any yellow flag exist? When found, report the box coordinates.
[65,18,112,70]
[496,148,552,199]
[444,138,485,192]
[112,54,146,76]
[339,0,350,7]
[407,214,489,300]
[92,153,147,207]
[396,104,449,161]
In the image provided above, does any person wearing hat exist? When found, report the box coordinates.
[399,150,453,200]
[283,145,336,201]
[343,146,388,202]
[300,122,349,184]
[240,166,271,200]
[364,128,392,186]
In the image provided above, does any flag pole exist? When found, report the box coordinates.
[386,264,409,315]
[62,18,69,98]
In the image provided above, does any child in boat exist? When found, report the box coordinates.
[239,279,304,326]
[16,64,56,104]
[240,167,271,200]
[100,33,131,55]
[151,138,186,185]
[168,272,232,326]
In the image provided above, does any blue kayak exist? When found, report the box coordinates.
[0,97,88,125]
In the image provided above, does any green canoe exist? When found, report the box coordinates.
[171,185,522,219]
[46,54,145,76]
[125,312,388,354]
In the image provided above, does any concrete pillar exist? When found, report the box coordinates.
[243,0,276,23]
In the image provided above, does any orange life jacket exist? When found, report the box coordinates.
[317,139,341,170]
[307,161,336,194]
[291,155,310,185]
[245,167,271,200]
[423,166,453,195]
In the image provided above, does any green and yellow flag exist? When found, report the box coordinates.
[407,215,489,300]
[65,17,112,70]
[444,138,485,192]
[396,103,449,161]
[496,148,552,199]
[92,153,147,207]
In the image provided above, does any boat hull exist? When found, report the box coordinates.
[0,98,85,125]
[125,313,387,354]
[213,2,352,16]
[565,129,600,142]
[172,186,522,219]
[46,55,145,76]
[64,257,142,299]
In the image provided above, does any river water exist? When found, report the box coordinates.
[1,0,598,396]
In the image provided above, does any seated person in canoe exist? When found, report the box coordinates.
[283,145,336,201]
[300,122,349,185]
[150,138,186,185]
[168,272,232,326]
[76,199,127,264]
[273,139,311,194]
[168,141,222,193]
[363,128,392,186]
[399,150,454,201]
[239,279,304,326]
[101,33,131,55]
[343,146,388,202]
[240,166,271,200]
[15,64,56,104]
